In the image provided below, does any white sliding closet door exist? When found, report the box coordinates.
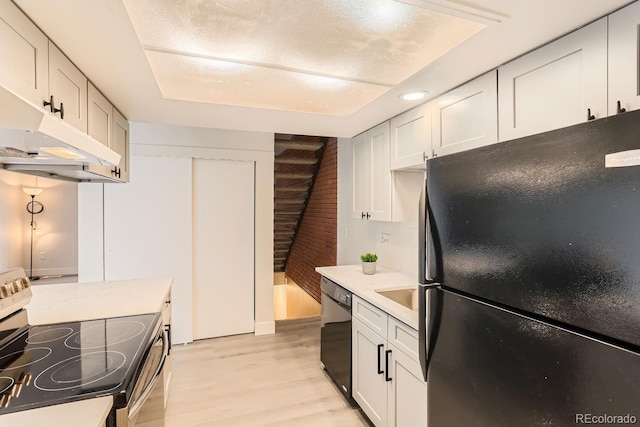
[193,159,255,339]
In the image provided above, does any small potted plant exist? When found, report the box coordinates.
[360,253,378,275]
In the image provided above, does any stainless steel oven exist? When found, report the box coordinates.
[111,317,169,427]
[320,276,355,405]
[0,268,171,426]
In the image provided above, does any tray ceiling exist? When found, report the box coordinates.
[123,0,485,115]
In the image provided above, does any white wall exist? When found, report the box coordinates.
[79,122,274,343]
[21,179,78,276]
[0,169,78,276]
[337,137,420,281]
[0,169,24,272]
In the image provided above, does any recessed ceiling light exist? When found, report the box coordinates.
[400,91,428,101]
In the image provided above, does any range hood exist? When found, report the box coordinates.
[0,85,122,182]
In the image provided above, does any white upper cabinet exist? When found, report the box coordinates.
[88,82,112,146]
[111,108,130,182]
[389,103,431,170]
[48,42,88,132]
[608,1,640,115]
[369,122,392,221]
[352,122,392,221]
[498,18,607,142]
[352,131,371,220]
[0,1,48,106]
[432,71,498,157]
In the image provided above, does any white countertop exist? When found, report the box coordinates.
[0,396,113,427]
[0,276,173,426]
[315,264,420,330]
[27,276,173,324]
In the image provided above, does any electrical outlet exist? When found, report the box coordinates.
[380,233,390,245]
[39,252,46,260]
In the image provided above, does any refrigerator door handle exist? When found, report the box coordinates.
[419,283,442,382]
[419,176,427,284]
[419,172,442,285]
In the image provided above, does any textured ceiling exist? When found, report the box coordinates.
[122,0,485,115]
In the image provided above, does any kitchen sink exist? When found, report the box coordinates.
[376,288,419,312]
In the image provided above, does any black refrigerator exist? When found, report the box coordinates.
[418,110,640,426]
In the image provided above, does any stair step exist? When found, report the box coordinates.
[275,185,309,192]
[274,141,323,151]
[274,210,303,216]
[275,198,306,205]
[274,248,289,253]
[275,157,319,165]
[274,230,295,235]
[275,172,314,180]
[274,220,298,226]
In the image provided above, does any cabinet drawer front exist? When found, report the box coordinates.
[353,295,387,337]
[387,317,419,362]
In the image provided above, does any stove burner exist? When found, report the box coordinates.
[0,377,14,395]
[26,327,74,344]
[34,351,126,391]
[0,348,52,370]
[64,321,146,349]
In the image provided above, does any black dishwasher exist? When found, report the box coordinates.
[320,276,354,404]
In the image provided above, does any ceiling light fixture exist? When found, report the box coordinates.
[400,91,428,101]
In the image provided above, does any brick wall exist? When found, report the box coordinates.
[285,138,337,302]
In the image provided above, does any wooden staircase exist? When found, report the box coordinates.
[273,134,327,272]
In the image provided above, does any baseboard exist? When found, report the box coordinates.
[254,321,275,336]
[29,267,78,277]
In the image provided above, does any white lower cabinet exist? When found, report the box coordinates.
[387,344,428,427]
[352,296,427,427]
[353,317,389,426]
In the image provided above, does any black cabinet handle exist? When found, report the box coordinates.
[164,324,172,355]
[617,100,627,114]
[43,96,54,113]
[377,344,384,374]
[112,167,121,178]
[53,102,64,119]
[361,212,365,219]
[366,212,371,219]
[587,108,595,121]
[385,350,392,382]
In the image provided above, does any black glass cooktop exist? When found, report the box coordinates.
[0,310,161,414]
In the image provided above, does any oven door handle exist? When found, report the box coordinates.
[129,327,169,420]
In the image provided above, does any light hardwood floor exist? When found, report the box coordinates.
[163,317,370,427]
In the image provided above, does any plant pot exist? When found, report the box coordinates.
[362,261,377,275]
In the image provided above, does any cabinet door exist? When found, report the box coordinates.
[49,41,88,132]
[386,344,428,427]
[352,131,370,220]
[0,1,48,106]
[87,82,112,146]
[609,1,640,115]
[112,109,130,182]
[432,71,497,157]
[390,103,431,170]
[352,318,388,427]
[498,18,607,142]
[368,122,391,221]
